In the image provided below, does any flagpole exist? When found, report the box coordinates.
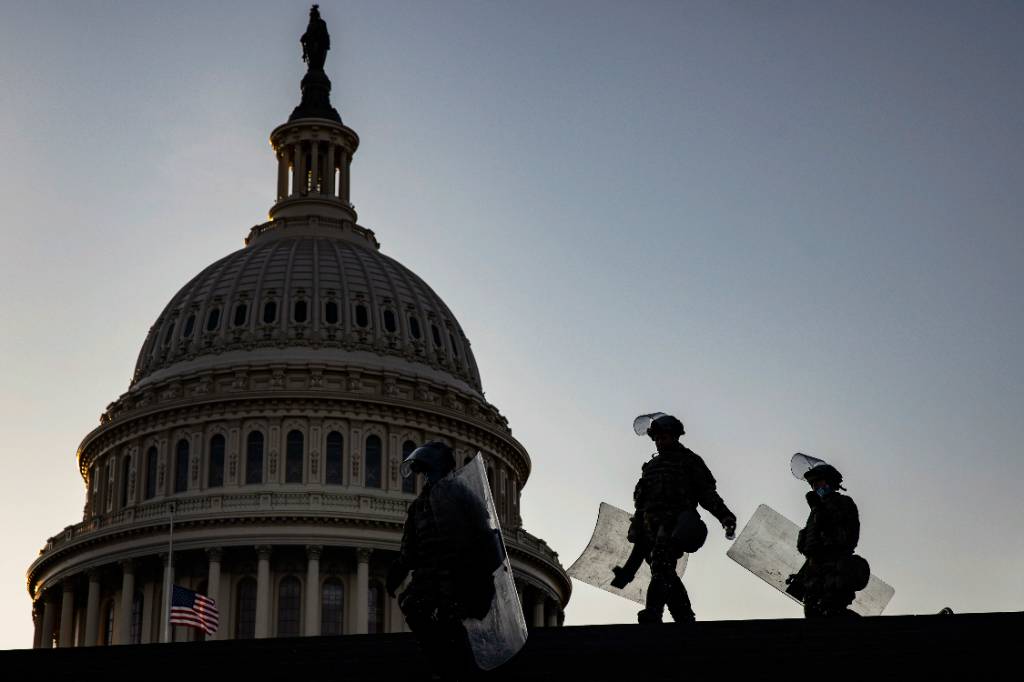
[163,501,175,644]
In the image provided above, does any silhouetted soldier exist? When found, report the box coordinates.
[786,454,869,617]
[613,413,737,623]
[387,442,507,679]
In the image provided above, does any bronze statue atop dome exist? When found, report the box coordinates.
[301,5,330,72]
[290,4,341,123]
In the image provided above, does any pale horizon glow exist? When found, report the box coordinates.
[1,0,1023,649]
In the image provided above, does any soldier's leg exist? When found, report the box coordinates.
[638,531,674,624]
[664,572,695,623]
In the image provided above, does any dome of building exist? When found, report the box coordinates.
[131,226,483,395]
[26,7,568,649]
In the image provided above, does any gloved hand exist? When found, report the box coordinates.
[722,514,737,540]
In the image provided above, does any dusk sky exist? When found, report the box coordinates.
[2,1,1023,649]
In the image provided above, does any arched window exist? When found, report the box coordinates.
[383,309,397,333]
[208,434,225,488]
[285,430,303,483]
[409,316,422,339]
[487,466,496,501]
[102,600,115,645]
[130,590,144,644]
[277,576,301,637]
[120,455,132,508]
[401,440,417,494]
[321,578,345,636]
[233,303,248,327]
[246,431,264,485]
[162,322,175,346]
[105,461,115,512]
[364,435,382,488]
[205,308,220,332]
[368,583,385,634]
[449,333,459,357]
[431,324,442,348]
[294,300,308,323]
[325,431,344,485]
[183,314,195,338]
[262,300,277,324]
[174,440,189,494]
[324,301,339,325]
[355,304,369,328]
[235,578,257,639]
[145,446,158,500]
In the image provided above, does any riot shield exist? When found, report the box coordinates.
[726,504,895,616]
[443,454,528,670]
[567,502,688,605]
[633,413,667,436]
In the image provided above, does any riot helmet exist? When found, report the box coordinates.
[634,413,685,440]
[790,452,844,489]
[401,440,456,485]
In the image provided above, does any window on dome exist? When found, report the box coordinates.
[355,304,369,328]
[163,323,176,346]
[383,309,397,333]
[145,446,158,499]
[174,440,189,493]
[402,440,417,494]
[206,308,221,332]
[365,435,382,488]
[449,333,459,357]
[409,316,421,339]
[325,301,339,325]
[321,578,345,636]
[183,315,195,338]
[246,431,264,485]
[235,578,257,639]
[233,303,248,327]
[286,430,303,483]
[277,576,301,637]
[294,300,308,323]
[120,454,132,509]
[326,431,344,485]
[431,324,442,347]
[208,434,225,488]
[263,301,277,324]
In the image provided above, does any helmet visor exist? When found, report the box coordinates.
[790,452,829,481]
[633,412,667,436]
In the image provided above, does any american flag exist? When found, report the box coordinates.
[169,585,219,636]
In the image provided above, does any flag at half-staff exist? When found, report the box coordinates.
[169,585,219,636]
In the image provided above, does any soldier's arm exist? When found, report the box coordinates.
[692,456,737,531]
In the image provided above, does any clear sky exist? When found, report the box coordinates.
[2,0,1023,649]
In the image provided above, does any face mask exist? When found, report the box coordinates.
[815,485,832,498]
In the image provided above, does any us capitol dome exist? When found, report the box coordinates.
[26,8,569,648]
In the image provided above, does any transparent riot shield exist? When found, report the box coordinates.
[633,413,668,436]
[726,504,895,616]
[447,454,528,670]
[567,502,688,605]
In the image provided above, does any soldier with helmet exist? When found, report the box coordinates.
[786,454,870,617]
[387,441,505,679]
[613,413,737,624]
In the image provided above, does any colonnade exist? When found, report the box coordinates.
[33,545,565,648]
